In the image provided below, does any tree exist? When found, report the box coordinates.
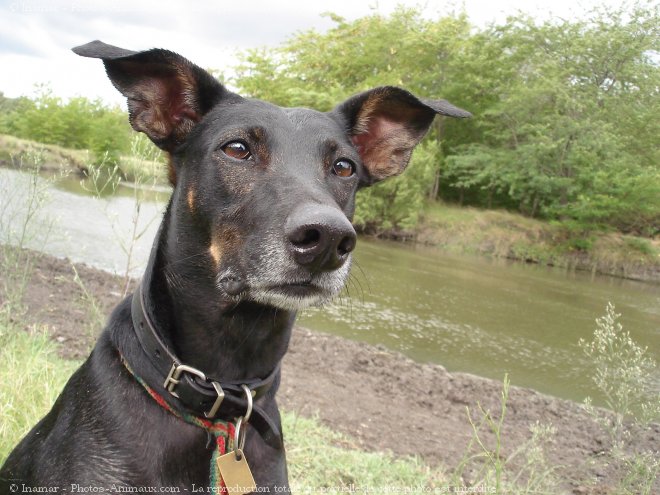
[443,2,660,233]
[1,85,132,166]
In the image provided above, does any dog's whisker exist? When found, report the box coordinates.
[347,266,368,309]
[352,259,371,295]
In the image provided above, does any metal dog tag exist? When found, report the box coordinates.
[216,449,257,494]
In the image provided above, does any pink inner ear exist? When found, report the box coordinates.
[131,75,201,142]
[171,106,200,125]
[163,78,200,125]
[349,108,425,181]
[351,115,403,154]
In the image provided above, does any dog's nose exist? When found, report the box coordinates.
[286,204,357,272]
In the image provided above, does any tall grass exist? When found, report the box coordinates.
[81,134,164,296]
[580,303,660,434]
[452,375,562,495]
[0,327,79,463]
[579,303,660,494]
[0,148,57,327]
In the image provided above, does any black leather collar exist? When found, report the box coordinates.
[129,283,283,450]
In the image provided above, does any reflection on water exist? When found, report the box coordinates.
[1,167,658,403]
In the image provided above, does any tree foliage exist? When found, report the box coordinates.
[234,2,659,235]
[444,4,660,234]
[0,85,131,165]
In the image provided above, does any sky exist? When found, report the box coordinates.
[0,0,626,107]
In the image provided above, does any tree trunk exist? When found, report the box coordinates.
[430,167,440,200]
[430,119,446,201]
[531,196,540,217]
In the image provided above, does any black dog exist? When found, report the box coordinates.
[0,40,470,493]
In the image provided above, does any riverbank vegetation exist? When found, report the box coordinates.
[418,203,659,281]
[0,85,131,167]
[0,1,658,280]
[0,133,166,184]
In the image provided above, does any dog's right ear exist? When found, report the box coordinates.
[72,40,235,153]
[333,86,471,186]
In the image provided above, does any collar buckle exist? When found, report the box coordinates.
[164,363,206,397]
[164,363,225,418]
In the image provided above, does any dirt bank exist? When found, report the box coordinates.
[4,252,659,494]
[412,204,660,284]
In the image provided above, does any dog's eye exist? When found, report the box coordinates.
[222,141,252,160]
[332,159,355,178]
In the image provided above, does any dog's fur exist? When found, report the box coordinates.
[0,40,470,492]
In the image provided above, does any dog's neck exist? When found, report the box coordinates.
[140,216,295,383]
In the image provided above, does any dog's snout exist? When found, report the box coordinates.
[286,205,356,272]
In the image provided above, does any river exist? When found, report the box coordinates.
[1,167,658,404]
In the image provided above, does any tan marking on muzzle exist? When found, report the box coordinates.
[208,241,223,267]
[208,227,242,269]
[187,188,195,212]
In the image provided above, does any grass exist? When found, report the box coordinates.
[283,412,445,492]
[578,303,660,494]
[119,154,167,184]
[0,327,79,461]
[0,134,89,172]
[0,134,167,184]
[418,201,660,281]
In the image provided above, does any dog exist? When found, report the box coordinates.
[0,40,470,493]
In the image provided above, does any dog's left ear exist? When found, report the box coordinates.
[72,40,233,153]
[333,86,471,185]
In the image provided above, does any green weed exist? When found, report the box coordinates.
[452,375,562,495]
[71,265,106,351]
[0,326,79,465]
[283,412,445,493]
[0,150,57,326]
[579,303,660,494]
[624,237,655,257]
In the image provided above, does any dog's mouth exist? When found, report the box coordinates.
[266,281,324,297]
[244,265,350,311]
[217,254,352,311]
[248,279,331,310]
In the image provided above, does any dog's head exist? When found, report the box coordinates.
[74,41,470,311]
